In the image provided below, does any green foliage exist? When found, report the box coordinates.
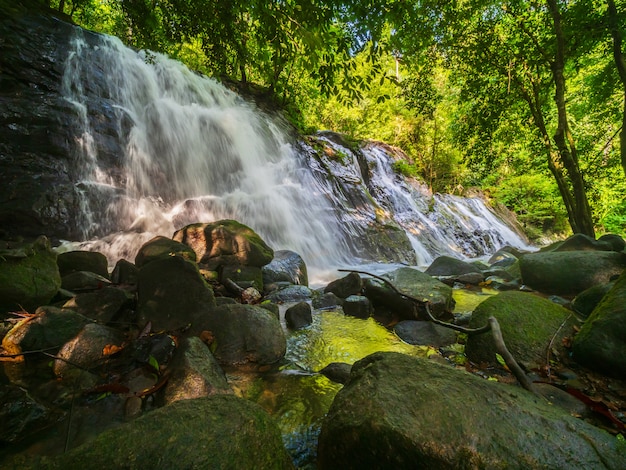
[490,174,569,239]
[392,159,419,179]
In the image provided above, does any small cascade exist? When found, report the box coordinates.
[61,28,531,273]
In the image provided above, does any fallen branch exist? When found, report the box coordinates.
[340,269,539,396]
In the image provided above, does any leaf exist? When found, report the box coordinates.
[147,354,160,373]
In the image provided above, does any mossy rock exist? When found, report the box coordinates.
[173,220,273,269]
[519,251,626,296]
[0,236,61,315]
[572,270,626,378]
[317,352,626,469]
[134,236,196,268]
[465,291,575,368]
[137,255,216,336]
[31,396,293,469]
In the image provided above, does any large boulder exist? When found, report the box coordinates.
[0,236,61,315]
[424,255,482,276]
[162,336,233,405]
[172,220,274,269]
[324,271,362,299]
[56,250,109,279]
[61,286,133,323]
[2,306,91,360]
[136,255,216,335]
[519,251,626,296]
[317,352,625,469]
[572,270,626,378]
[27,396,294,469]
[262,249,308,286]
[134,236,196,268]
[204,304,286,367]
[465,291,575,369]
[363,267,454,320]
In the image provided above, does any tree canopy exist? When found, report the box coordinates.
[38,0,626,239]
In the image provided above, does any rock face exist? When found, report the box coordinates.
[0,7,109,240]
[317,352,625,469]
[465,291,574,369]
[35,396,294,469]
[572,270,626,378]
[519,251,626,296]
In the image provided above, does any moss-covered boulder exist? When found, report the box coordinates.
[137,255,216,335]
[0,236,61,315]
[317,352,626,469]
[519,251,626,296]
[31,396,293,469]
[134,236,196,268]
[173,220,274,269]
[465,291,575,369]
[572,270,626,378]
[571,281,616,319]
[205,304,286,367]
[363,267,454,320]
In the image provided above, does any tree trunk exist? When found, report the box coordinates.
[546,0,595,237]
[607,0,626,178]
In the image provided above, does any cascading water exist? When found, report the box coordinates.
[61,28,531,275]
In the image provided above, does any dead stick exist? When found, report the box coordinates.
[488,317,539,395]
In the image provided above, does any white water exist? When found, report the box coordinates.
[61,29,532,276]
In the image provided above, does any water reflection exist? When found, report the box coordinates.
[228,311,433,467]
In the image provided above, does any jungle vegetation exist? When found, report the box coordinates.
[31,0,626,240]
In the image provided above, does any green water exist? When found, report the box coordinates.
[230,311,434,467]
[231,288,497,467]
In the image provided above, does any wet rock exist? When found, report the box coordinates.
[285,302,313,329]
[173,220,274,269]
[317,352,625,469]
[162,336,232,405]
[393,320,457,347]
[363,267,454,320]
[57,250,109,279]
[137,255,216,335]
[342,295,372,319]
[265,285,314,303]
[519,251,626,296]
[319,362,352,384]
[134,236,196,268]
[110,259,138,285]
[62,286,133,323]
[34,396,294,469]
[262,249,308,287]
[204,304,286,366]
[488,249,518,267]
[0,236,61,315]
[0,384,58,444]
[465,291,576,369]
[61,271,111,291]
[425,255,483,276]
[53,323,125,379]
[313,292,343,309]
[2,306,91,360]
[437,272,485,286]
[324,271,362,299]
[572,270,626,378]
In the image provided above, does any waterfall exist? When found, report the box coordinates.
[61,29,531,275]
